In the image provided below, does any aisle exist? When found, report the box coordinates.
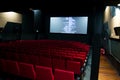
[82,49,92,80]
[98,55,120,80]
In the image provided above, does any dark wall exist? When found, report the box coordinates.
[21,11,35,40]
[90,6,105,80]
[33,10,45,39]
[15,9,96,44]
[110,39,120,61]
[107,38,120,74]
[2,22,22,41]
[42,10,94,44]
[47,34,88,42]
[101,22,111,54]
[34,10,40,39]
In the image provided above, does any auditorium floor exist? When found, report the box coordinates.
[98,54,120,80]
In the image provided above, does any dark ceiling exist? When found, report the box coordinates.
[0,0,120,13]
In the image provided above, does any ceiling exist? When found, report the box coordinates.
[0,0,120,13]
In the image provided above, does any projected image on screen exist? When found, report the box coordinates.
[50,17,88,34]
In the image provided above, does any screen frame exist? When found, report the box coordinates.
[49,16,89,35]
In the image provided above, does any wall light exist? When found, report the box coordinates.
[117,3,120,6]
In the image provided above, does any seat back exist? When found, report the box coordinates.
[6,60,19,75]
[66,60,81,75]
[52,57,65,70]
[39,56,52,67]
[35,65,54,80]
[18,62,36,80]
[54,68,74,80]
[0,59,7,72]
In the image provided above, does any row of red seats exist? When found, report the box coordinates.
[0,59,74,80]
[0,47,88,66]
[0,52,83,75]
[0,47,88,60]
[0,47,89,57]
[0,40,90,79]
[0,40,90,53]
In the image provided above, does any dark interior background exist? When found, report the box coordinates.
[0,0,120,80]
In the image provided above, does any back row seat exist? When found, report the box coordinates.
[0,59,75,80]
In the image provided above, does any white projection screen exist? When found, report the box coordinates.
[50,17,88,34]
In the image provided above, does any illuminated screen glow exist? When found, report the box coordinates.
[50,17,88,34]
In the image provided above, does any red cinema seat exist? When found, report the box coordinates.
[66,60,81,75]
[0,59,7,72]
[18,62,36,80]
[52,57,65,70]
[54,68,74,80]
[39,56,52,67]
[18,54,29,63]
[35,65,54,80]
[6,60,19,75]
[4,52,12,60]
[11,53,19,61]
[28,55,40,65]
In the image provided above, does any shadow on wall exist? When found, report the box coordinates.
[2,22,22,41]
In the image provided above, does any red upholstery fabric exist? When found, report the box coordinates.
[66,60,81,75]
[0,40,90,79]
[18,62,36,80]
[39,56,52,67]
[18,54,29,63]
[52,57,65,70]
[54,68,74,80]
[6,60,19,75]
[28,55,40,65]
[35,65,54,80]
[0,59,7,72]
